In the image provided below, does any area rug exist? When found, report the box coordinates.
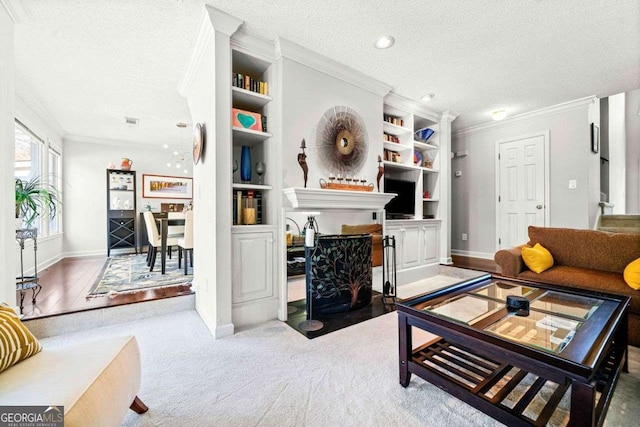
[89,253,192,296]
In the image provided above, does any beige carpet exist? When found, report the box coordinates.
[40,310,640,427]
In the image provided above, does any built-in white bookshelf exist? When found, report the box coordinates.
[382,103,441,221]
[231,49,274,227]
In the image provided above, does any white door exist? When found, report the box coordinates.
[497,134,546,249]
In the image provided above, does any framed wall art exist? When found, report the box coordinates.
[142,174,193,199]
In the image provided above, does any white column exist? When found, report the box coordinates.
[439,111,457,264]
[178,6,242,338]
[0,7,16,306]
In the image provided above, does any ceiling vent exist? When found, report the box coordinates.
[125,116,139,126]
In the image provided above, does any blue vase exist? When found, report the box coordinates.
[240,146,251,182]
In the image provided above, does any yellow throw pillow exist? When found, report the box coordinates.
[521,243,554,274]
[624,258,640,290]
[0,303,42,373]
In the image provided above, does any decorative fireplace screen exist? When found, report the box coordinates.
[307,234,372,315]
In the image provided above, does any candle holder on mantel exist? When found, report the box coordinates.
[319,178,373,192]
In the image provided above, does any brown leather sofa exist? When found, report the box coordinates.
[341,224,382,267]
[494,226,640,347]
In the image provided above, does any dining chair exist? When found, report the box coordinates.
[178,210,193,275]
[168,212,185,236]
[143,211,181,272]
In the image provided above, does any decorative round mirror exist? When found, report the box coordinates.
[315,106,368,174]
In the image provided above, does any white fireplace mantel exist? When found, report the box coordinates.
[283,187,396,211]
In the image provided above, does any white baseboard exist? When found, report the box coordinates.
[214,323,235,339]
[232,297,279,328]
[19,253,63,276]
[195,301,235,339]
[451,249,495,260]
[63,249,106,258]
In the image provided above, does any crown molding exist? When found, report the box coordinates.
[63,134,162,150]
[441,111,458,123]
[275,37,392,98]
[454,96,597,137]
[231,29,277,62]
[15,76,66,137]
[384,92,443,122]
[206,5,243,37]
[177,10,215,97]
[178,7,243,97]
[0,0,31,23]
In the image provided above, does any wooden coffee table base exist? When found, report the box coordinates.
[399,314,627,427]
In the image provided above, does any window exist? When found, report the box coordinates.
[14,120,62,236]
[14,121,41,180]
[48,148,61,233]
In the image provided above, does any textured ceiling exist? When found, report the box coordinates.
[14,0,640,146]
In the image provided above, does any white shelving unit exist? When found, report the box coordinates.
[381,96,449,281]
[382,103,441,221]
[229,44,280,328]
[231,49,275,227]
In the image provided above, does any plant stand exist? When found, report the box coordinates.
[16,228,41,314]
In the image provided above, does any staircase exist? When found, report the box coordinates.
[597,215,640,234]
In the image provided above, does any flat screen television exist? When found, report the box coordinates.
[384,178,415,219]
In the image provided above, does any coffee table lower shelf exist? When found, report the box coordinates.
[405,338,625,427]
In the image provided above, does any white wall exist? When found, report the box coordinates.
[626,88,640,213]
[62,139,192,257]
[281,57,381,229]
[608,93,626,213]
[14,94,64,275]
[0,7,15,304]
[452,100,598,256]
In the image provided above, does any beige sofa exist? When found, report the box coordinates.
[0,335,147,426]
[494,226,640,347]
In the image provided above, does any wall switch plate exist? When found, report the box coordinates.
[461,233,468,241]
[455,171,462,177]
[569,180,577,189]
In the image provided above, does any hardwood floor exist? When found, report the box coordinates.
[19,256,193,320]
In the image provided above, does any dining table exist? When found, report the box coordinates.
[157,217,186,274]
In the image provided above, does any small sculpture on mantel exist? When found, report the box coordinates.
[377,155,384,192]
[298,139,309,188]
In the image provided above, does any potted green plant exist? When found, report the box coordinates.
[15,176,60,230]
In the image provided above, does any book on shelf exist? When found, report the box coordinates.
[383,114,404,127]
[383,133,400,143]
[232,72,269,95]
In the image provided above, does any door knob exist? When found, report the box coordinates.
[536,205,543,209]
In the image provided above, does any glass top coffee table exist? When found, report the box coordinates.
[397,274,630,427]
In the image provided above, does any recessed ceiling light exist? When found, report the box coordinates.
[163,144,169,149]
[420,94,435,102]
[491,109,507,121]
[374,35,395,49]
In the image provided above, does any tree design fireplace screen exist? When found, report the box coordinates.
[307,234,372,315]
